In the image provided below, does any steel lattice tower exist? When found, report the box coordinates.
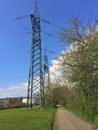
[44,50,50,88]
[27,1,44,109]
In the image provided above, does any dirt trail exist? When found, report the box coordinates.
[53,107,98,130]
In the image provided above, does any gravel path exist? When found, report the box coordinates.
[53,107,98,130]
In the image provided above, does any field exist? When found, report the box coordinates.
[0,106,56,130]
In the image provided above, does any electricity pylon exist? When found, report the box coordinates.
[27,1,44,109]
[44,49,50,88]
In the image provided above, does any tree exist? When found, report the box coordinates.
[44,79,71,107]
[59,16,98,115]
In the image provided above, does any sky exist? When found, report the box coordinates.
[0,0,98,98]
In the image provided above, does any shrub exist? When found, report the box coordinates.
[0,103,26,110]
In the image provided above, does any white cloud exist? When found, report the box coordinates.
[49,58,61,82]
[49,51,66,77]
[50,60,59,72]
[49,51,72,87]
[0,82,28,98]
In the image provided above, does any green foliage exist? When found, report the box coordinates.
[65,85,98,125]
[0,103,26,110]
[59,16,98,125]
[94,115,98,125]
[45,83,70,107]
[0,106,56,130]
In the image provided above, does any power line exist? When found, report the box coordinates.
[41,18,61,29]
[13,14,61,29]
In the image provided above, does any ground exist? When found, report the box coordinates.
[53,107,98,130]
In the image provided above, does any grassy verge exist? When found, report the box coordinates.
[0,106,56,130]
[65,107,98,126]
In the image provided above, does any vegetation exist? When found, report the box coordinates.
[58,16,98,125]
[0,106,56,130]
[45,82,68,107]
[0,103,26,110]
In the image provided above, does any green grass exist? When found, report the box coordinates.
[0,106,56,130]
[66,107,98,126]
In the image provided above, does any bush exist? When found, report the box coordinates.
[0,103,26,110]
[94,115,98,125]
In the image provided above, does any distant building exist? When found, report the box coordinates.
[0,95,40,106]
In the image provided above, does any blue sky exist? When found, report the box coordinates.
[0,0,98,97]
